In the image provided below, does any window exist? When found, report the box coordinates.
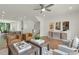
[0,22,10,33]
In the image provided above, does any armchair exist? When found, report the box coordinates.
[23,33,32,41]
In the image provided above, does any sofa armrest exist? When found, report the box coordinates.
[58,45,78,54]
[53,49,68,55]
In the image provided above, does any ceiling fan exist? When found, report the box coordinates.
[34,4,54,13]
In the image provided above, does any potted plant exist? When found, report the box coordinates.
[35,34,40,40]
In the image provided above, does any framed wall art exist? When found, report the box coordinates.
[49,23,54,31]
[62,21,69,31]
[55,22,61,30]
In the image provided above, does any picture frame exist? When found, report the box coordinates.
[63,21,69,31]
[55,22,61,30]
[49,22,54,31]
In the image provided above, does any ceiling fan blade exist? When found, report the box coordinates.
[40,11,42,13]
[45,4,54,8]
[46,9,51,11]
[33,8,41,10]
[40,4,44,9]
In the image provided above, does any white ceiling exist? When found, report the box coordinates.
[0,4,79,20]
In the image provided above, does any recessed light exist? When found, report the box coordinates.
[43,14,45,16]
[69,6,73,10]
[2,11,5,14]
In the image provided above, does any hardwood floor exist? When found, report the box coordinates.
[49,39,63,49]
[43,36,63,49]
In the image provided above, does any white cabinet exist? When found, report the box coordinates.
[48,31,67,40]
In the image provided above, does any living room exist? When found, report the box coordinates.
[0,4,79,55]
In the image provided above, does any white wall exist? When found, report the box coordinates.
[10,20,22,31]
[46,18,78,40]
[23,20,34,33]
[35,16,45,36]
[10,15,40,33]
[0,19,15,23]
[0,19,36,33]
[21,15,40,33]
[36,13,79,40]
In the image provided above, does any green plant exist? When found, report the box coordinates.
[35,36,40,40]
[35,34,40,40]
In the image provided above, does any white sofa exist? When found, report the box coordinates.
[53,45,78,55]
[53,49,68,55]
